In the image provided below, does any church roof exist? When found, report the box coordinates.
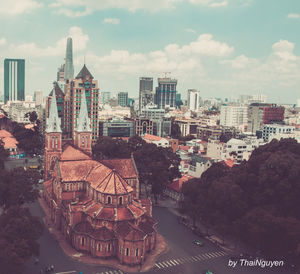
[88,167,134,195]
[49,82,64,97]
[75,64,94,80]
[101,159,137,179]
[116,222,146,241]
[60,144,91,161]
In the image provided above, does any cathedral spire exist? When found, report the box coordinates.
[46,92,62,133]
[76,90,91,132]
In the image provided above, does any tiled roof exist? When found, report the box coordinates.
[73,221,116,240]
[0,130,12,138]
[179,145,191,151]
[116,222,146,241]
[101,159,137,178]
[59,160,99,182]
[143,134,163,141]
[167,174,194,193]
[87,165,133,195]
[1,136,18,148]
[60,144,91,161]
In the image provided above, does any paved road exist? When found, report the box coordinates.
[4,156,42,171]
[24,202,296,274]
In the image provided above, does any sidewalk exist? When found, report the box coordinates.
[38,197,168,273]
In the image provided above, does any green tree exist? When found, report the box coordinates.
[24,111,38,124]
[0,140,9,168]
[0,207,43,274]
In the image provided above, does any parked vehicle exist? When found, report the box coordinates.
[193,239,204,246]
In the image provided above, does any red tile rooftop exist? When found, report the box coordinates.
[143,134,163,141]
[0,130,12,138]
[101,159,137,178]
[60,144,91,161]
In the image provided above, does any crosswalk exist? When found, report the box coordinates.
[154,250,227,271]
[98,270,123,274]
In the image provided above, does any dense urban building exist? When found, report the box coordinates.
[187,89,201,112]
[262,124,295,142]
[139,77,154,111]
[4,58,25,103]
[99,119,135,137]
[64,65,100,143]
[135,118,153,136]
[117,92,128,107]
[220,105,248,129]
[100,91,111,105]
[248,103,285,133]
[155,77,177,109]
[34,90,43,106]
[43,93,157,265]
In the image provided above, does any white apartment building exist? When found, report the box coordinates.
[206,139,225,160]
[142,134,169,148]
[220,105,248,129]
[262,124,295,142]
[187,89,201,112]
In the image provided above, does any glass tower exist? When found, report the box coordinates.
[64,37,74,81]
[4,58,25,104]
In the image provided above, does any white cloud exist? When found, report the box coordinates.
[220,54,259,69]
[185,28,196,33]
[287,13,300,19]
[7,26,88,58]
[0,38,6,46]
[0,0,42,15]
[189,0,228,7]
[50,0,182,16]
[103,18,120,24]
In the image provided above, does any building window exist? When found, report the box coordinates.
[98,243,101,251]
[119,196,123,205]
[136,248,139,257]
[107,196,111,204]
[126,248,129,256]
[108,243,111,252]
[81,237,85,246]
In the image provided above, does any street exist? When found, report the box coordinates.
[23,200,296,274]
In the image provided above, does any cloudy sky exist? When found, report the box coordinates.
[1,0,300,103]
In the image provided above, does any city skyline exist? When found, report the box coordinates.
[1,0,300,103]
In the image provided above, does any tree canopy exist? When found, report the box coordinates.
[0,167,43,274]
[92,136,181,201]
[182,138,300,263]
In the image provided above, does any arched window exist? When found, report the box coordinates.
[119,196,123,205]
[136,248,139,257]
[97,243,101,251]
[108,243,111,252]
[126,248,129,256]
[107,196,111,204]
[81,237,85,246]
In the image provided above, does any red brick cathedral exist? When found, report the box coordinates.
[43,91,157,265]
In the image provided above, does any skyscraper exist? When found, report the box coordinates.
[139,77,153,111]
[187,89,201,111]
[4,58,25,103]
[34,90,43,106]
[155,77,177,109]
[117,92,128,107]
[64,64,100,143]
[64,37,74,81]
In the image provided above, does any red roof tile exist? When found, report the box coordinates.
[60,144,91,161]
[101,159,137,178]
[143,134,163,141]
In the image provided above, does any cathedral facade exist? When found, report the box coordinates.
[43,90,157,265]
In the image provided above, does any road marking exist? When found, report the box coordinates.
[170,259,179,265]
[155,263,161,269]
[54,271,77,274]
[158,262,166,268]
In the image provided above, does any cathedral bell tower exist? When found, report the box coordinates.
[44,92,62,180]
[74,89,92,155]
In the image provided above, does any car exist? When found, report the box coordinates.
[203,270,213,274]
[193,239,203,246]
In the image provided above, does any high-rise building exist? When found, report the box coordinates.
[34,90,43,106]
[64,37,74,81]
[220,105,248,128]
[100,91,111,104]
[187,89,201,112]
[248,103,285,133]
[64,65,100,143]
[118,92,128,107]
[155,77,177,109]
[4,58,25,103]
[57,64,65,82]
[139,77,153,111]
